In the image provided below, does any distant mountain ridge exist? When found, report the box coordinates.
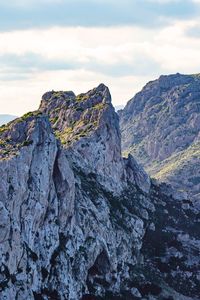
[0,114,17,126]
[119,73,200,205]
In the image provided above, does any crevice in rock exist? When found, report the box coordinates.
[86,249,111,296]
[33,289,60,300]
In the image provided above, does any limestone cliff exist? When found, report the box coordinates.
[0,84,199,300]
[119,73,200,205]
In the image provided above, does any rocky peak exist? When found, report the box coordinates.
[0,84,146,194]
[39,83,112,145]
[120,73,200,121]
[40,83,111,115]
[154,73,194,90]
[0,111,50,159]
[39,84,129,193]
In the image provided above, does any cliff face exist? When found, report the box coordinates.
[0,84,199,300]
[119,73,200,204]
[39,84,128,194]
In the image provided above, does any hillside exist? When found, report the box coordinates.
[119,73,200,204]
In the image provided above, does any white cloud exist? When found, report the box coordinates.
[0,26,160,115]
[1,20,200,115]
[0,69,151,115]
[0,26,155,63]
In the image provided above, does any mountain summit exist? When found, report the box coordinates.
[0,84,199,299]
[120,73,200,205]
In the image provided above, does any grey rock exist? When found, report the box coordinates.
[120,73,200,202]
[124,153,151,193]
[0,84,199,300]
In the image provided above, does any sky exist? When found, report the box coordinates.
[1,0,200,115]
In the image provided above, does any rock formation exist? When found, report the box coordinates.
[119,73,200,205]
[0,84,199,299]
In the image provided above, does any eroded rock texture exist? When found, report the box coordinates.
[119,73,200,204]
[0,84,199,300]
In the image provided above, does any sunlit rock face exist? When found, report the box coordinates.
[0,84,199,300]
[39,84,127,194]
[119,73,200,205]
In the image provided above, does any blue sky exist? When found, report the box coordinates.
[1,0,200,115]
[0,0,197,30]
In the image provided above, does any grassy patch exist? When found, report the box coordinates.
[76,94,88,102]
[153,141,200,180]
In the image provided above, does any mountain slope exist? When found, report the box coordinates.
[119,73,200,203]
[0,84,199,300]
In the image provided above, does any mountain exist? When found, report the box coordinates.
[119,73,200,205]
[0,114,17,126]
[0,84,199,300]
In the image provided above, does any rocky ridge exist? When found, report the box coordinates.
[119,73,200,204]
[0,84,199,300]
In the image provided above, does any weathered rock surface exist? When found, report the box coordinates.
[119,73,200,203]
[0,84,199,300]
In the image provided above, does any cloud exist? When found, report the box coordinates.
[185,24,200,38]
[0,26,165,80]
[1,21,200,116]
[0,25,165,115]
[0,0,198,31]
[0,68,153,116]
[1,2,200,116]
[1,23,200,76]
[0,53,78,73]
[0,52,163,80]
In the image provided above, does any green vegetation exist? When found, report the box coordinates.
[53,100,105,145]
[0,139,6,146]
[0,111,43,159]
[122,139,150,165]
[51,91,63,98]
[0,138,34,159]
[0,111,43,138]
[0,124,10,134]
[76,94,88,102]
[16,111,42,124]
[93,102,105,110]
[148,141,200,181]
[55,119,97,145]
[50,116,59,124]
[55,127,74,144]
